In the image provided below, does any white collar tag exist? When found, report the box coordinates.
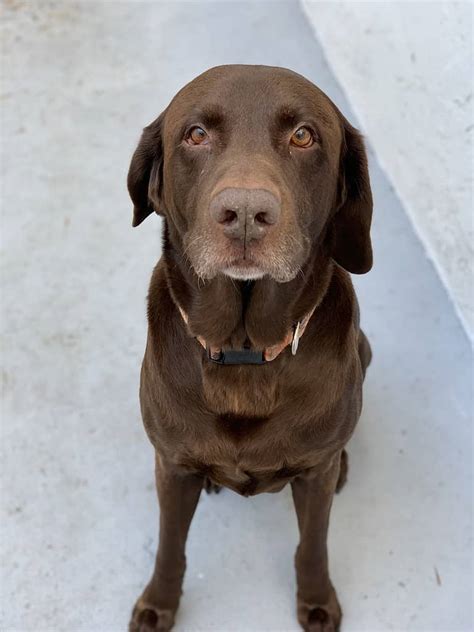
[291,321,302,356]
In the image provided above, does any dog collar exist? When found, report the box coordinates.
[177,304,315,365]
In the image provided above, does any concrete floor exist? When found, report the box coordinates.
[1,2,472,631]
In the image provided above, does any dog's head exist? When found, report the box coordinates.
[128,65,373,280]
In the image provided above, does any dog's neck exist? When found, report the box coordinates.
[162,221,334,352]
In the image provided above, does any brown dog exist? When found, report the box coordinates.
[127,65,373,632]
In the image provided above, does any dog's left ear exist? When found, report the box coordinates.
[127,111,165,227]
[330,120,373,274]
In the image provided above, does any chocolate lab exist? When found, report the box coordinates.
[127,65,373,632]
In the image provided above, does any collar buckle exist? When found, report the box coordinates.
[207,348,266,365]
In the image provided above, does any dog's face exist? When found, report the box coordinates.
[128,65,373,279]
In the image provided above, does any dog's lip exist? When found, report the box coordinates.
[221,256,266,279]
[223,254,267,272]
[228,257,260,268]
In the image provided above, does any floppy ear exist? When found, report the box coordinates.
[330,120,373,274]
[127,112,165,227]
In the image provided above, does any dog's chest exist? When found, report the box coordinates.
[207,462,295,496]
[200,361,283,417]
[173,416,326,497]
[181,453,305,497]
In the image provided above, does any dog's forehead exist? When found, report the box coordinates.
[165,65,340,132]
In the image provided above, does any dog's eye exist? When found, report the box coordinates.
[290,127,314,148]
[186,126,209,146]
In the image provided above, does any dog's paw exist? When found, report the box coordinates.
[335,449,348,494]
[203,477,222,494]
[297,588,342,632]
[129,599,176,632]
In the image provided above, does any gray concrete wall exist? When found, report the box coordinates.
[303,1,473,339]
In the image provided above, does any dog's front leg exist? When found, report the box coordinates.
[291,455,342,632]
[129,452,203,632]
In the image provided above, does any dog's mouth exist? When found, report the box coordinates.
[184,229,307,284]
[222,258,266,280]
[220,242,270,280]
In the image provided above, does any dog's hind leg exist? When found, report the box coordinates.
[335,449,348,494]
[203,477,221,494]
[358,329,372,378]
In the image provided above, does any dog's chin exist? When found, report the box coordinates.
[223,265,266,281]
[189,250,303,283]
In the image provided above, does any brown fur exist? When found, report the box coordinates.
[127,65,373,632]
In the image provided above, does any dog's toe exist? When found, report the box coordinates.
[129,601,175,632]
[297,586,341,632]
[305,606,339,631]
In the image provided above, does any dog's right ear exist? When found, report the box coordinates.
[127,112,165,227]
[330,119,373,274]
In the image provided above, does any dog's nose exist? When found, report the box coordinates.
[210,188,281,241]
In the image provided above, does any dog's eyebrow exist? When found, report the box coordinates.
[187,105,225,128]
[274,106,322,130]
[275,105,333,131]
[275,106,302,128]
[273,106,323,141]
